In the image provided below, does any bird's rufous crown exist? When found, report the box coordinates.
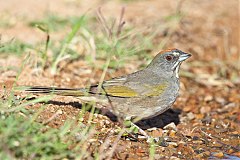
[158,48,178,54]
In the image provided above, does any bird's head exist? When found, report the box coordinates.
[147,48,191,78]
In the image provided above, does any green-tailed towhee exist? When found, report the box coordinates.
[18,48,191,137]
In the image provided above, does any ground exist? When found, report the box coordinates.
[0,0,239,159]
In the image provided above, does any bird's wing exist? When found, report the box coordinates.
[91,74,168,98]
[87,76,139,98]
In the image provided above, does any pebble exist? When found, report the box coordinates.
[168,142,178,147]
[200,106,211,114]
[233,151,240,157]
[89,139,98,142]
[57,109,63,115]
[192,140,203,144]
[203,151,211,156]
[147,127,157,131]
[217,102,236,113]
[186,112,195,120]
[215,97,226,105]
[164,122,177,131]
[169,130,176,137]
[204,95,213,102]
[212,141,223,148]
[151,129,163,137]
[169,156,180,160]
[212,152,224,158]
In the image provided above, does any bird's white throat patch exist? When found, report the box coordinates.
[174,64,180,78]
[173,62,182,78]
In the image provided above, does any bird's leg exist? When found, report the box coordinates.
[122,118,149,139]
[129,121,149,138]
[126,118,168,144]
[118,119,167,144]
[125,121,164,144]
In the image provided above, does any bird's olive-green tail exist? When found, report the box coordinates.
[15,86,88,96]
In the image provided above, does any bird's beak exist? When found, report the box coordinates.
[178,52,191,62]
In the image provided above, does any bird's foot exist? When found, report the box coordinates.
[122,120,169,146]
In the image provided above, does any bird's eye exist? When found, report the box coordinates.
[165,55,173,61]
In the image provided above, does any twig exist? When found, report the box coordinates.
[176,0,185,14]
[43,109,62,125]
[97,7,112,38]
[106,129,126,160]
[117,7,126,36]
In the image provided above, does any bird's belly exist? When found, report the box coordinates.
[110,95,177,120]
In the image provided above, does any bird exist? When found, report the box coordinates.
[17,48,191,138]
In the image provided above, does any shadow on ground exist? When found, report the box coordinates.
[33,99,181,130]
